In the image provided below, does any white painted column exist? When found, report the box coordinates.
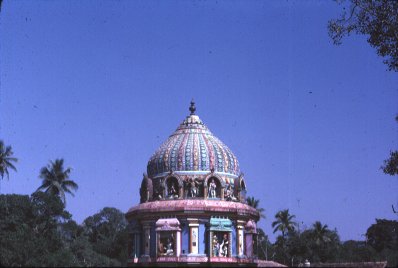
[176,230,181,256]
[237,220,245,256]
[187,218,199,254]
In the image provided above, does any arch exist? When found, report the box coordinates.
[240,178,246,191]
[238,177,247,203]
[204,174,225,199]
[164,174,183,199]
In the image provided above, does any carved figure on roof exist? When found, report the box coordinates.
[224,183,237,201]
[220,233,229,257]
[140,174,153,203]
[208,179,217,198]
[165,237,174,255]
[212,235,220,257]
[187,178,201,198]
[168,182,178,198]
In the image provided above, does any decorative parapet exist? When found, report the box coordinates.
[155,218,181,231]
[209,217,233,231]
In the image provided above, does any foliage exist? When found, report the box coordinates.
[257,227,274,261]
[365,219,398,266]
[83,207,129,266]
[382,151,398,176]
[0,192,75,267]
[328,0,398,71]
[60,219,121,267]
[366,219,398,252]
[339,240,376,263]
[0,193,125,267]
[36,159,78,204]
[271,209,297,238]
[0,140,18,180]
[271,221,341,266]
[381,115,398,177]
[246,196,266,219]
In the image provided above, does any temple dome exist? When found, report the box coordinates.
[147,101,240,178]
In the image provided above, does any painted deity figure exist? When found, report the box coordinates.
[158,240,165,255]
[224,183,237,201]
[168,183,178,198]
[165,237,174,255]
[208,179,217,198]
[212,235,220,257]
[188,178,198,197]
[220,233,229,257]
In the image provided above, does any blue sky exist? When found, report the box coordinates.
[1,0,397,242]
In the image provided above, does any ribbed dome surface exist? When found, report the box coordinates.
[147,110,240,178]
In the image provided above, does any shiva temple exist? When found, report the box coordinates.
[126,101,263,267]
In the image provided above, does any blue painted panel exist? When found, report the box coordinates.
[150,223,156,257]
[231,225,236,256]
[181,221,189,255]
[199,222,206,255]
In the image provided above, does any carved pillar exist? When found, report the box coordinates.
[209,230,213,257]
[237,220,245,256]
[187,218,199,254]
[176,229,181,256]
[245,220,257,258]
[142,221,151,256]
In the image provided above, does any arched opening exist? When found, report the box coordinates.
[206,177,222,199]
[239,178,247,203]
[224,182,238,201]
[165,177,180,199]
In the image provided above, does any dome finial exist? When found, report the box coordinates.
[189,99,196,115]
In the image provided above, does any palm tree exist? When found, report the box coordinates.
[312,221,331,245]
[271,209,297,238]
[0,140,18,180]
[246,196,266,219]
[36,159,78,204]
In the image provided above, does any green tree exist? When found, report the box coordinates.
[328,0,398,71]
[257,227,274,261]
[246,196,266,219]
[59,219,121,267]
[382,151,398,176]
[272,209,297,238]
[36,159,78,204]
[0,140,17,180]
[381,115,398,177]
[0,192,76,267]
[309,222,340,263]
[366,219,398,267]
[338,240,376,263]
[366,219,398,252]
[83,207,129,266]
[312,221,331,246]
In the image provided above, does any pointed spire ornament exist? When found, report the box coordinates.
[189,99,196,115]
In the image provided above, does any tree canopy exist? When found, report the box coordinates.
[271,209,297,238]
[246,196,266,219]
[0,140,17,180]
[36,159,78,204]
[328,0,398,71]
[0,193,128,267]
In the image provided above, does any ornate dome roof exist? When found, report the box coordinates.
[147,101,240,178]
